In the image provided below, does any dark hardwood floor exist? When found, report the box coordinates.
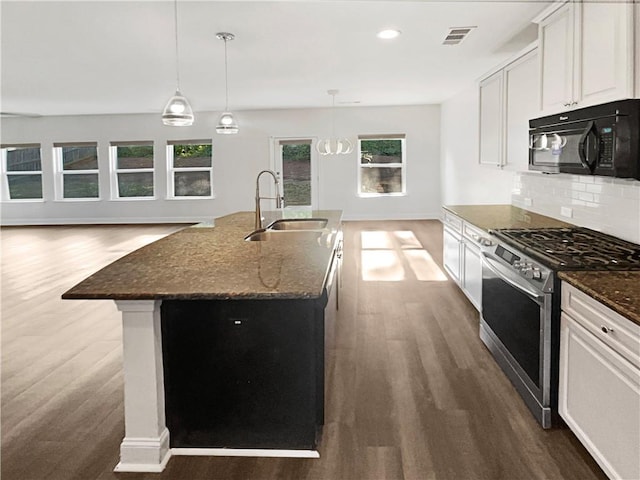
[1,221,607,480]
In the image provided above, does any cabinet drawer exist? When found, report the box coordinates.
[463,222,487,245]
[442,210,462,233]
[562,282,640,368]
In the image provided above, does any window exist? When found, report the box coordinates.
[167,140,212,198]
[54,142,99,199]
[1,144,43,200]
[110,142,154,198]
[358,135,406,196]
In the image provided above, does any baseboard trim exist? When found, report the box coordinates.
[171,448,320,459]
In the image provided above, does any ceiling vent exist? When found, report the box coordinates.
[442,26,476,45]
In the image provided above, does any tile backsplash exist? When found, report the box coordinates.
[512,172,640,244]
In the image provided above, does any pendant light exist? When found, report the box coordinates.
[162,0,194,126]
[316,90,353,155]
[215,32,239,134]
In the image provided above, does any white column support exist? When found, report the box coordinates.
[114,300,171,472]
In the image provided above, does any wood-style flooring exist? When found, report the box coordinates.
[1,221,607,480]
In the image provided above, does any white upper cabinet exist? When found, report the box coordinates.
[538,2,575,113]
[478,44,538,168]
[479,70,504,166]
[504,49,539,170]
[536,0,636,114]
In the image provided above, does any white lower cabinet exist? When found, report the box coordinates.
[443,226,462,284]
[462,241,482,311]
[442,210,484,311]
[559,282,640,480]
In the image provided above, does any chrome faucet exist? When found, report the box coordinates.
[255,169,284,229]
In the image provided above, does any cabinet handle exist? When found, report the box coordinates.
[600,325,614,334]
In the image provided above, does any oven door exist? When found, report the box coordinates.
[480,252,553,427]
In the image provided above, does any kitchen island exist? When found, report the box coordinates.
[62,210,343,473]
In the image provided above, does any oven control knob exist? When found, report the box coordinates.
[531,268,542,279]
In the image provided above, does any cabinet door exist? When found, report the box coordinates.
[462,241,482,311]
[479,70,504,166]
[539,2,574,113]
[443,227,461,284]
[576,0,634,107]
[559,313,640,480]
[504,49,539,170]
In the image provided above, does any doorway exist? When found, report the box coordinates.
[272,138,318,211]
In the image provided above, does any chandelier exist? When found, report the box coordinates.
[316,90,353,155]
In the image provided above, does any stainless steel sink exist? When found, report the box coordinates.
[244,229,323,242]
[266,218,328,230]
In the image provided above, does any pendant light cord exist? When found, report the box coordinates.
[173,0,181,90]
[223,37,229,111]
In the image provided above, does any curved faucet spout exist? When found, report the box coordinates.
[255,169,284,229]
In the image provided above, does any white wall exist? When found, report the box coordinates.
[440,84,520,206]
[1,104,441,224]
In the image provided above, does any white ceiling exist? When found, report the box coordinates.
[0,0,550,117]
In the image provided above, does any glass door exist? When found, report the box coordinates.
[272,138,318,211]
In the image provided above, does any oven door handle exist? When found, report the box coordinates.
[481,252,546,305]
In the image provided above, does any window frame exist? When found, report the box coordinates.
[53,142,100,201]
[357,134,407,197]
[1,144,44,202]
[109,141,156,200]
[166,140,214,199]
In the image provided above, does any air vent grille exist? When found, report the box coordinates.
[443,26,476,45]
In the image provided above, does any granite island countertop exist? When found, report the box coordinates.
[62,210,342,301]
[443,204,574,231]
[558,271,640,327]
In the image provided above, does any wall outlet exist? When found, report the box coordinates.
[561,206,573,218]
[524,197,533,207]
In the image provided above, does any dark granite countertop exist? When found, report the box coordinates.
[62,210,342,301]
[558,271,640,327]
[443,204,573,231]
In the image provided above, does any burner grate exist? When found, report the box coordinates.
[490,227,640,270]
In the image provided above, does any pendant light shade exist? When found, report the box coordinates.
[316,90,353,155]
[162,0,194,126]
[162,89,194,126]
[215,32,238,135]
[216,111,239,134]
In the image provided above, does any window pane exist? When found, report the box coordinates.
[173,144,212,168]
[283,144,311,206]
[361,167,402,194]
[63,173,99,198]
[62,146,98,170]
[117,146,154,169]
[6,147,41,171]
[118,172,154,197]
[174,171,211,197]
[360,139,402,164]
[7,174,42,199]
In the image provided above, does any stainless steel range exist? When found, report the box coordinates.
[479,227,640,428]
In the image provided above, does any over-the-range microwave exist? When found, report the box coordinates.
[528,99,640,180]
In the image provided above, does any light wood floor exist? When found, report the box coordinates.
[1,221,606,480]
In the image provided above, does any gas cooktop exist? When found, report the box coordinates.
[489,227,640,271]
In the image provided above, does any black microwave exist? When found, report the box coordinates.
[528,99,640,179]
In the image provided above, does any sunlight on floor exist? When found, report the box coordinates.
[360,230,447,282]
[361,249,405,281]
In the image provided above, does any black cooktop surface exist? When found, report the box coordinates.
[490,227,640,270]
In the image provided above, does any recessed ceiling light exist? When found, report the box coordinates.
[377,29,401,40]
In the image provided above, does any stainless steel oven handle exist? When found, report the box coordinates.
[481,252,545,304]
